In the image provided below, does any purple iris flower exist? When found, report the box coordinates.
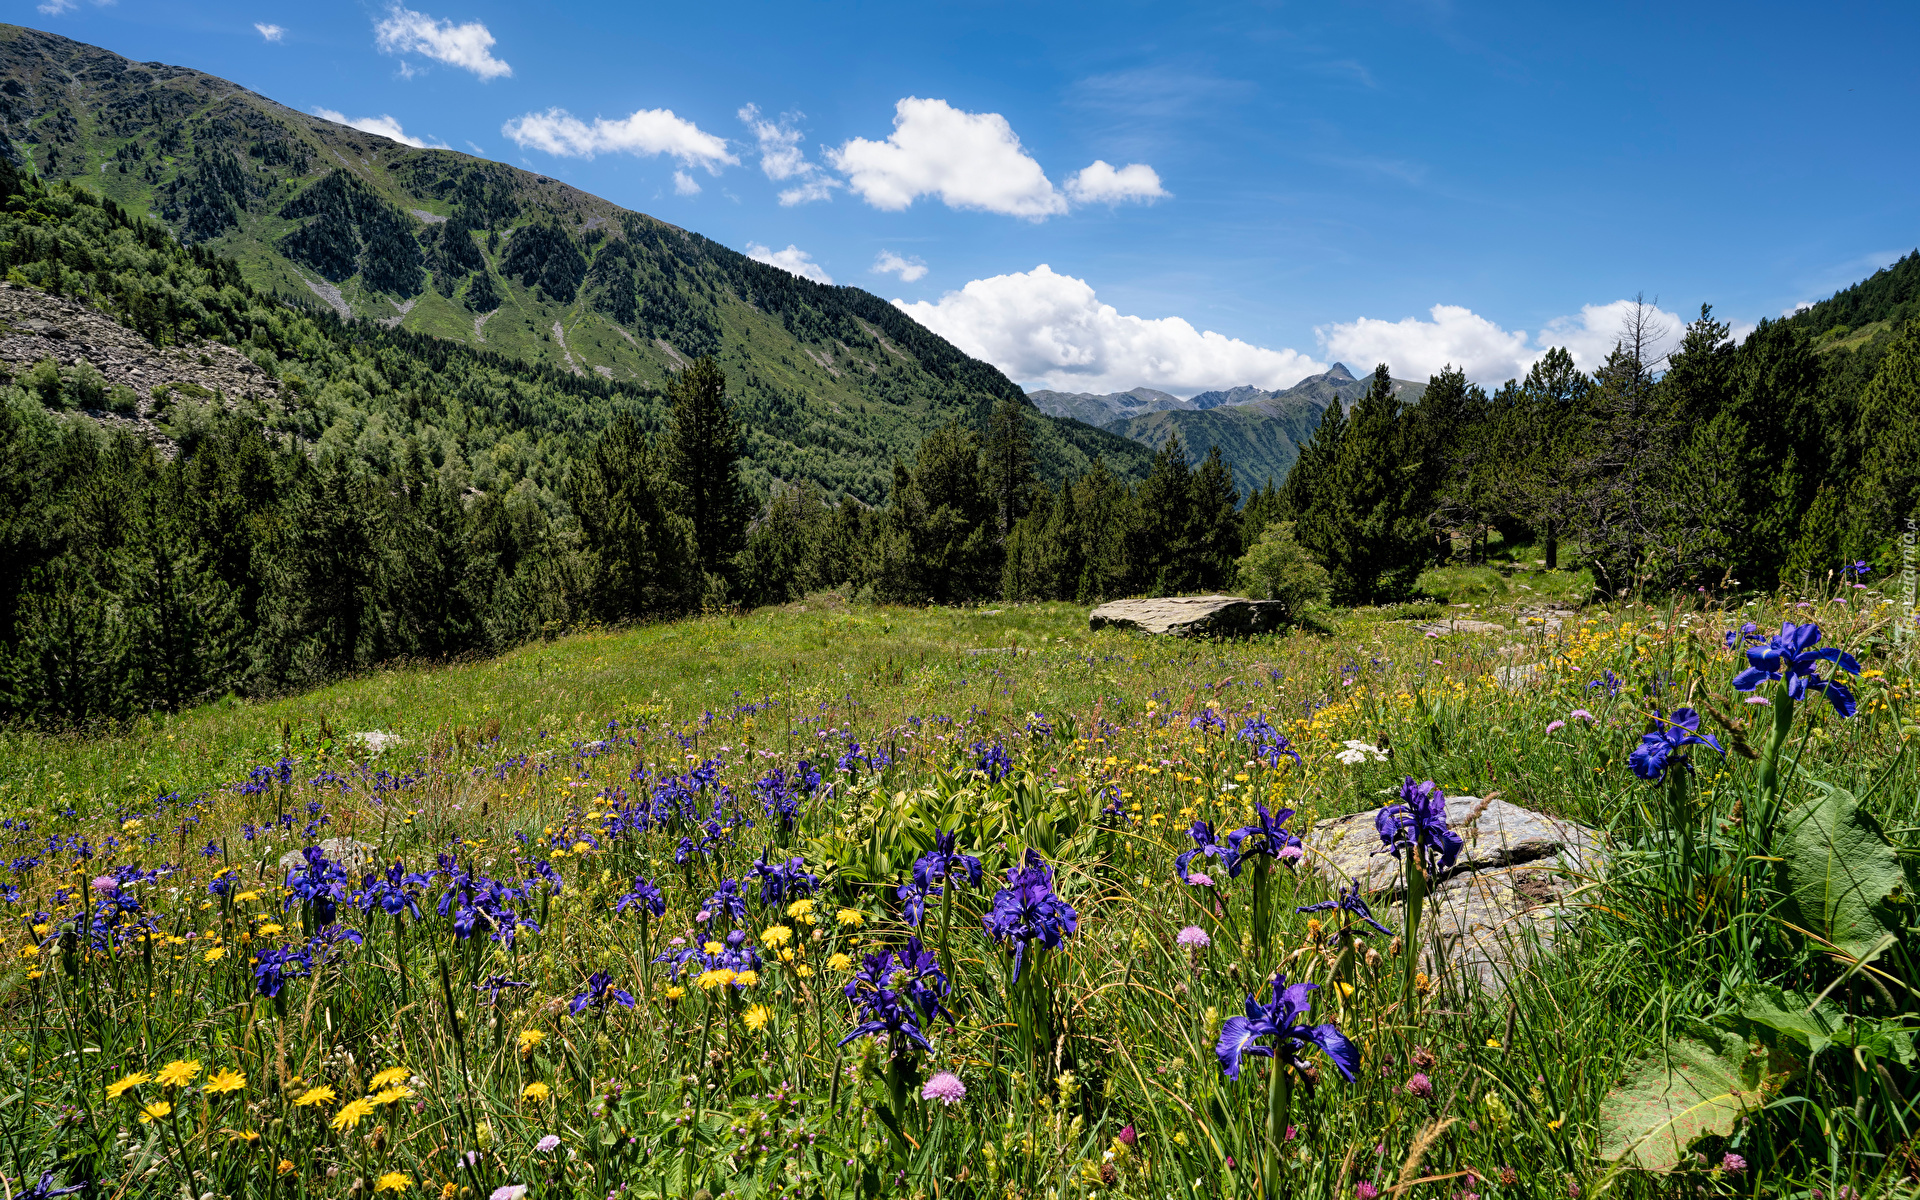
[1588,670,1624,698]
[973,742,1014,784]
[748,853,819,907]
[1847,560,1871,578]
[845,937,950,1023]
[1237,715,1303,766]
[918,828,984,889]
[614,875,666,918]
[569,970,635,1014]
[1731,622,1862,717]
[982,849,1078,982]
[1628,708,1725,781]
[701,878,750,921]
[357,858,430,921]
[1374,778,1463,874]
[476,975,534,1006]
[1226,804,1301,877]
[836,987,932,1055]
[1175,820,1235,884]
[253,944,313,999]
[1723,622,1763,650]
[1215,977,1360,1084]
[1296,879,1394,938]
[19,1172,86,1200]
[283,844,350,926]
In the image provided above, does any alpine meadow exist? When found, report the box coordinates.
[0,15,1919,1200]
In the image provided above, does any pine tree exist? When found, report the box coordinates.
[1187,445,1242,592]
[983,395,1038,539]
[568,414,699,618]
[1132,433,1194,595]
[666,357,756,586]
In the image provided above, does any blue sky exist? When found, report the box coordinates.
[22,0,1920,395]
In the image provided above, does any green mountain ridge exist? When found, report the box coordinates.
[0,22,1150,501]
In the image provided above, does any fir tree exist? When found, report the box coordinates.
[666,358,756,587]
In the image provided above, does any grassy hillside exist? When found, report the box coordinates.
[0,23,1149,499]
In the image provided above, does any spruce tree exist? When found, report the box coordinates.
[666,357,755,585]
[984,395,1038,539]
[567,414,699,618]
[1132,433,1195,595]
[1187,445,1242,592]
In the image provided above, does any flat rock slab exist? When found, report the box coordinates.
[1415,619,1509,637]
[1089,595,1288,638]
[1302,796,1603,991]
[277,837,380,874]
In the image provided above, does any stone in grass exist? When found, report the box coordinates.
[350,731,404,754]
[1300,795,1604,991]
[276,837,380,874]
[1089,595,1289,638]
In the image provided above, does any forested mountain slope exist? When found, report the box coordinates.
[0,23,1148,500]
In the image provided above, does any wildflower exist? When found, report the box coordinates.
[19,1173,86,1199]
[1187,871,1215,887]
[1216,977,1359,1084]
[1404,1073,1434,1098]
[838,986,933,1055]
[521,1082,551,1102]
[491,1189,529,1200]
[1724,622,1763,649]
[1588,670,1623,698]
[90,875,117,894]
[330,1097,377,1130]
[205,1068,246,1095]
[847,937,950,1022]
[742,1004,772,1031]
[373,1172,412,1193]
[569,971,635,1014]
[535,1134,562,1152]
[277,1160,295,1175]
[696,968,736,990]
[1176,925,1210,948]
[1545,720,1566,734]
[1336,740,1388,765]
[1357,1184,1381,1200]
[733,969,760,988]
[922,1072,966,1105]
[1375,777,1464,874]
[368,1066,410,1091]
[1175,820,1235,884]
[973,741,1014,783]
[1733,621,1862,716]
[150,1058,197,1089]
[105,1072,149,1100]
[1569,709,1595,721]
[785,897,817,923]
[1720,1153,1746,1173]
[517,1029,545,1054]
[835,907,865,927]
[203,946,227,962]
[1296,879,1394,938]
[982,849,1079,982]
[372,1086,413,1106]
[750,852,821,907]
[137,1099,173,1124]
[252,943,314,999]
[1226,804,1303,875]
[293,1085,336,1107]
[1628,709,1725,781]
[827,952,853,971]
[761,924,792,949]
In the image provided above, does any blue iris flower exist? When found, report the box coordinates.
[569,970,635,1014]
[614,875,666,918]
[836,987,933,1055]
[982,849,1078,982]
[19,1172,86,1199]
[1723,622,1763,650]
[1588,670,1624,698]
[1175,820,1235,883]
[1628,708,1725,781]
[1215,976,1360,1084]
[1296,879,1394,938]
[973,742,1014,783]
[1731,621,1862,718]
[1226,804,1301,877]
[748,853,819,907]
[253,944,313,999]
[1374,777,1464,875]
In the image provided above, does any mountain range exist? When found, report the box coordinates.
[0,23,1150,502]
[1029,363,1427,495]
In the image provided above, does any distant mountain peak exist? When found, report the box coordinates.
[1324,362,1355,380]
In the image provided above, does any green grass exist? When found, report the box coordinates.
[2,590,1916,1199]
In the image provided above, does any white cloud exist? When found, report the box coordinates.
[1064,160,1168,205]
[746,243,832,285]
[37,0,78,14]
[829,98,1066,219]
[1316,298,1689,384]
[897,264,1327,397]
[255,22,285,42]
[312,107,448,149]
[672,170,700,196]
[501,107,737,172]
[374,5,511,80]
[872,250,928,283]
[738,105,839,205]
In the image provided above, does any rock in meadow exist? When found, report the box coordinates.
[1088,595,1289,638]
[1302,796,1603,990]
[277,837,381,873]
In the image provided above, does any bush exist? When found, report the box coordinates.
[64,359,107,409]
[1234,520,1330,622]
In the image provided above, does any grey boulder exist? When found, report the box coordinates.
[1089,595,1289,638]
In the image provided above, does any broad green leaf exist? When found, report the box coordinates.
[1777,783,1908,961]
[1598,1031,1799,1172]
[1736,984,1841,1056]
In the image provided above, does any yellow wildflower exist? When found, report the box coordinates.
[293,1085,336,1108]
[256,923,284,936]
[696,968,736,991]
[827,953,853,971]
[205,1068,246,1095]
[742,1004,772,1032]
[138,1100,172,1123]
[521,1081,551,1102]
[794,964,814,979]
[223,1128,260,1143]
[234,891,261,903]
[106,1072,149,1100]
[204,946,227,963]
[155,1059,201,1088]
[761,925,792,949]
[371,1086,413,1107]
[368,1066,411,1091]
[703,941,724,955]
[785,898,816,923]
[374,1172,413,1193]
[664,985,686,1000]
[779,948,797,963]
[330,1097,377,1131]
[277,1159,295,1175]
[835,908,865,927]
[733,969,760,988]
[1485,1037,1502,1049]
[517,1029,545,1054]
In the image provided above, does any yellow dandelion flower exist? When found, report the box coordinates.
[205,1068,246,1095]
[761,925,792,949]
[203,946,227,963]
[702,941,724,956]
[276,1159,296,1175]
[223,1128,260,1143]
[794,964,814,979]
[835,908,865,927]
[371,1086,414,1107]
[1485,1037,1502,1049]
[155,1059,201,1088]
[234,891,261,903]
[368,1066,411,1091]
[106,1072,150,1100]
[827,953,853,972]
[374,1172,413,1193]
[778,948,797,963]
[138,1100,172,1123]
[330,1097,377,1131]
[732,969,759,988]
[695,969,735,991]
[785,898,816,923]
[521,1081,551,1102]
[741,1004,772,1032]
[293,1085,336,1108]
[517,1029,545,1054]
[664,985,686,1000]
[256,923,284,936]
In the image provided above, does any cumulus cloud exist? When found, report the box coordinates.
[829,98,1067,219]
[672,170,701,196]
[896,264,1327,397]
[255,22,286,42]
[374,6,511,79]
[872,250,928,283]
[312,108,447,149]
[501,107,737,172]
[1317,298,1688,384]
[1064,160,1168,205]
[738,105,839,205]
[746,243,832,285]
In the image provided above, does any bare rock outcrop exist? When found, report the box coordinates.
[1089,595,1290,638]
